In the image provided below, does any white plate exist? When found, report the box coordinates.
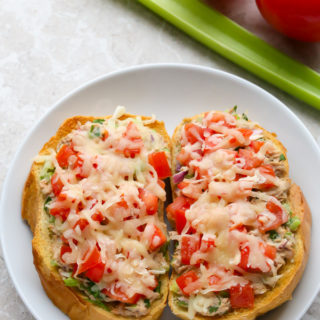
[1,64,319,320]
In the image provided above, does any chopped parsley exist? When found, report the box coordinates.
[230,105,237,114]
[279,154,286,161]
[219,290,230,298]
[93,119,105,124]
[208,305,219,313]
[154,281,161,293]
[176,300,188,308]
[144,299,151,308]
[86,299,110,311]
[89,125,101,138]
[64,277,79,287]
[267,230,279,240]
[242,113,248,121]
[44,196,52,214]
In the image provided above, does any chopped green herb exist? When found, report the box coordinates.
[219,290,230,298]
[64,277,79,287]
[267,230,279,240]
[48,215,56,224]
[40,161,55,181]
[185,173,195,179]
[93,119,105,124]
[176,300,188,308]
[234,114,240,120]
[144,299,151,308]
[231,105,237,114]
[285,231,292,237]
[50,259,59,267]
[242,113,249,121]
[89,125,101,138]
[160,241,169,256]
[287,216,301,232]
[44,196,52,214]
[154,281,161,293]
[279,154,286,161]
[86,299,110,311]
[208,305,219,313]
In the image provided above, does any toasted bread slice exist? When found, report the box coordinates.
[168,112,311,320]
[22,114,171,320]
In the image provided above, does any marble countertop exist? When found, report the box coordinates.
[0,0,319,319]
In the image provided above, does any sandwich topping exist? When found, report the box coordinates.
[168,109,301,319]
[37,108,171,316]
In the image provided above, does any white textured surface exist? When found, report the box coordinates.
[0,0,320,319]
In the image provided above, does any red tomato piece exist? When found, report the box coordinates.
[181,235,201,265]
[258,165,276,189]
[238,246,263,273]
[230,283,254,309]
[101,130,109,141]
[92,211,104,222]
[148,151,171,179]
[56,144,77,168]
[256,0,320,42]
[102,286,141,304]
[208,274,221,286]
[238,128,253,140]
[238,149,263,170]
[121,122,144,158]
[206,112,236,128]
[73,218,89,231]
[77,246,102,275]
[259,200,286,232]
[250,140,264,153]
[60,245,72,263]
[200,237,216,253]
[184,123,204,144]
[51,173,64,196]
[139,189,158,215]
[149,225,166,251]
[50,207,70,222]
[264,244,277,260]
[176,271,199,296]
[177,181,189,190]
[85,261,106,282]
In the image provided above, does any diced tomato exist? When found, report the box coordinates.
[250,140,264,153]
[181,235,201,265]
[73,218,89,231]
[92,211,104,222]
[206,112,236,128]
[166,196,193,234]
[139,189,158,215]
[85,261,105,282]
[50,207,70,222]
[238,128,253,140]
[177,181,189,190]
[149,225,166,251]
[184,123,204,144]
[102,286,141,304]
[101,130,109,141]
[176,271,199,296]
[148,151,171,179]
[258,165,276,189]
[51,173,64,196]
[60,245,72,263]
[56,144,77,168]
[158,179,165,189]
[77,246,102,275]
[238,246,251,271]
[264,244,277,260]
[137,223,147,232]
[238,149,263,170]
[208,274,221,286]
[230,283,254,309]
[121,122,144,158]
[200,237,216,253]
[259,200,286,232]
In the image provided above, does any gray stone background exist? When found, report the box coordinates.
[0,0,319,319]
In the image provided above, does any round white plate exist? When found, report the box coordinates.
[1,64,319,320]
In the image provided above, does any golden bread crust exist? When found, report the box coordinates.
[168,113,311,320]
[22,114,171,320]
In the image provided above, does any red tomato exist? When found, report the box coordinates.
[181,235,201,265]
[60,245,72,263]
[101,130,109,141]
[184,123,204,144]
[122,122,144,158]
[177,181,189,190]
[51,173,64,196]
[264,244,277,260]
[258,165,276,189]
[102,286,141,304]
[92,211,104,222]
[50,207,70,222]
[208,274,221,286]
[256,0,320,42]
[259,200,286,232]
[238,149,263,170]
[56,145,77,168]
[148,151,171,179]
[200,237,216,253]
[205,112,236,128]
[250,140,264,153]
[176,271,199,296]
[73,218,89,231]
[85,261,105,282]
[77,246,102,275]
[238,128,253,140]
[230,283,254,309]
[149,225,166,251]
[139,189,158,215]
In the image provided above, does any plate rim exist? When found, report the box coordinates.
[1,63,319,320]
